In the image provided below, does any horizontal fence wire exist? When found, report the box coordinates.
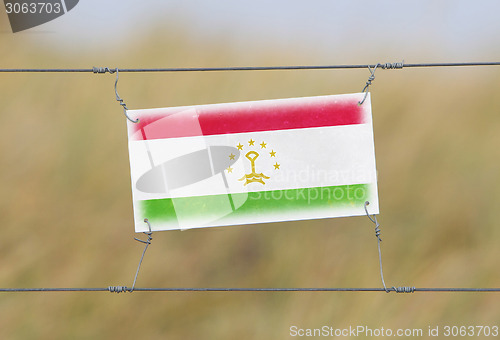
[0,62,499,73]
[1,287,500,293]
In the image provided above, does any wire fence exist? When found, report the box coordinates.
[1,60,499,294]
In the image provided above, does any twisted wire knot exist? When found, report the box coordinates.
[362,71,376,93]
[92,67,116,74]
[374,221,382,242]
[380,61,404,69]
[391,286,416,293]
[108,286,129,293]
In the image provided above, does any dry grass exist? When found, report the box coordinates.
[0,18,499,339]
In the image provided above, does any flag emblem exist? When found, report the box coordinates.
[231,139,279,186]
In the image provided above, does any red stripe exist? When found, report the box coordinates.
[129,95,365,141]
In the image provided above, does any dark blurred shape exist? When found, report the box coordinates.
[64,0,78,11]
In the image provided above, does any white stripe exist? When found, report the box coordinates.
[128,124,377,201]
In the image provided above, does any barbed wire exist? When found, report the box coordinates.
[0,61,499,73]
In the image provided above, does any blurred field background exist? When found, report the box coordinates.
[1,2,500,339]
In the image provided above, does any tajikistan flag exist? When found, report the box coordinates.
[127,93,378,232]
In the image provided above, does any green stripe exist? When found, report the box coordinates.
[140,184,369,227]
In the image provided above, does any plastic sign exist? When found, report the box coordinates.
[126,93,379,232]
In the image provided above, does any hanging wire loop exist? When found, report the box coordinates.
[364,201,382,242]
[364,201,388,292]
[113,68,139,123]
[107,219,153,294]
[358,64,379,105]
[129,219,154,292]
[364,201,415,294]
[92,67,138,123]
[358,61,404,105]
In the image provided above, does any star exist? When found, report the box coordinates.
[269,150,276,157]
[273,162,280,170]
[229,153,235,160]
[248,139,255,146]
[237,143,244,150]
[227,166,233,173]
[260,141,267,149]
